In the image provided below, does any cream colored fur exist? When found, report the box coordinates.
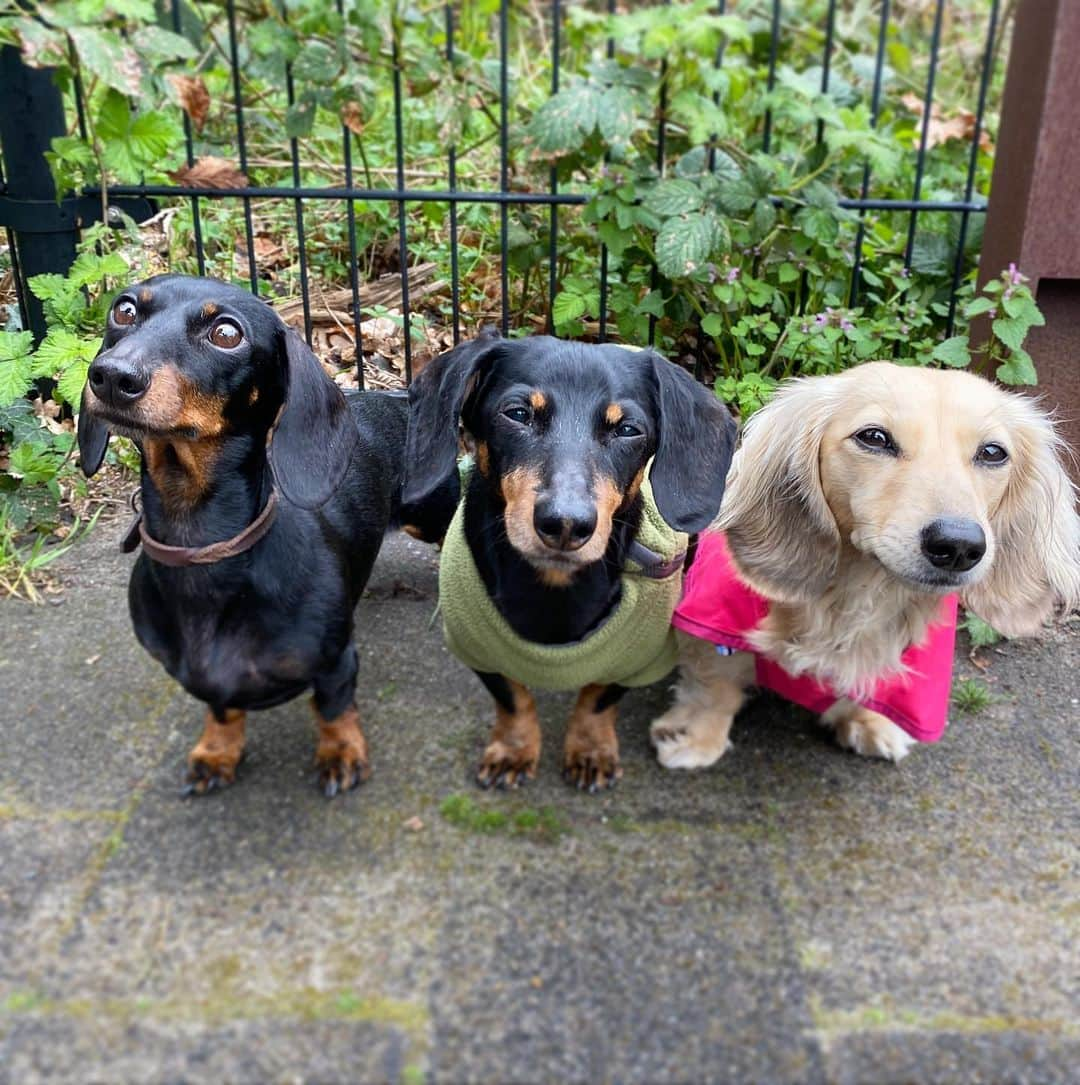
[651,362,1080,767]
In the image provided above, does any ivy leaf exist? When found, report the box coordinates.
[552,292,587,327]
[655,211,722,279]
[701,313,725,338]
[643,179,703,218]
[931,335,971,368]
[996,347,1038,386]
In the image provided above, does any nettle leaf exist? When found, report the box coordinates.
[1002,292,1045,328]
[964,295,996,318]
[129,25,196,64]
[293,40,341,85]
[0,330,34,365]
[0,352,33,407]
[643,179,703,217]
[716,176,756,214]
[991,317,1028,353]
[752,198,776,239]
[529,82,598,154]
[552,291,588,326]
[996,347,1038,386]
[597,85,640,151]
[795,205,839,245]
[31,330,99,380]
[56,355,96,407]
[596,221,632,260]
[69,26,141,97]
[285,98,317,139]
[931,335,971,368]
[655,211,724,279]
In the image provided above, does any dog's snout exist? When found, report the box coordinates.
[921,518,986,573]
[88,354,151,408]
[534,498,597,553]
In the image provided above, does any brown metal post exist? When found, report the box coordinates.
[979,0,1080,470]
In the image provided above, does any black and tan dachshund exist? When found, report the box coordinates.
[78,274,448,797]
[404,334,737,792]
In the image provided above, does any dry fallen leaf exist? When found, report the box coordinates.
[900,93,994,153]
[169,156,249,190]
[341,100,365,137]
[403,816,424,832]
[168,74,211,131]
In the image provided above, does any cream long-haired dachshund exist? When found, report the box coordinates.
[651,361,1080,765]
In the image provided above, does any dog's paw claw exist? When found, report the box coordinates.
[562,751,621,794]
[316,757,369,799]
[475,745,537,791]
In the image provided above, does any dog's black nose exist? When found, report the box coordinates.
[88,354,150,408]
[534,500,597,552]
[921,518,986,572]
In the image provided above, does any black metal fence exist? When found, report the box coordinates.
[1,0,1004,386]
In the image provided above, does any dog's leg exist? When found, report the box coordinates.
[562,683,626,793]
[311,644,370,798]
[820,699,917,762]
[184,708,246,796]
[475,672,541,790]
[650,632,753,770]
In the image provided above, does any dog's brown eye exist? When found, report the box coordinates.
[977,443,1008,465]
[503,406,531,425]
[112,299,137,326]
[209,321,243,349]
[853,427,898,454]
[614,422,642,438]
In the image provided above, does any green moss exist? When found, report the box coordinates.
[810,995,1071,1036]
[439,793,566,841]
[1,990,49,1013]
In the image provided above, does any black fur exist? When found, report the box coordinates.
[405,334,737,739]
[78,275,435,789]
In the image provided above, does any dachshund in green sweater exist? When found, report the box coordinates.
[404,334,736,792]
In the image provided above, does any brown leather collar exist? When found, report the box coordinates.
[121,488,279,567]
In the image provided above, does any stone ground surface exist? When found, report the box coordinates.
[0,519,1077,1085]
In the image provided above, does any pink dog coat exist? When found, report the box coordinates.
[672,532,959,742]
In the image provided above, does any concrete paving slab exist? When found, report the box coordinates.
[0,518,1076,1083]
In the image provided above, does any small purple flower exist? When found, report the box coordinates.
[801,323,810,334]
[899,323,909,335]
[814,313,828,326]
[726,267,740,284]
[988,307,997,319]
[900,267,910,278]
[1008,262,1023,285]
[840,319,854,332]
[1003,287,1014,301]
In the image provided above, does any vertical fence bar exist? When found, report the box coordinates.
[282,20,312,344]
[946,0,1000,335]
[336,0,364,384]
[762,0,781,153]
[445,4,461,345]
[707,0,727,175]
[903,0,946,269]
[546,0,561,334]
[498,0,510,337]
[225,0,258,292]
[171,0,204,277]
[0,154,30,332]
[647,48,669,347]
[815,0,837,145]
[391,25,413,381]
[597,0,615,342]
[849,0,891,306]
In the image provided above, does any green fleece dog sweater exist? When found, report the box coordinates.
[439,471,687,691]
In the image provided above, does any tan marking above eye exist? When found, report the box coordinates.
[202,301,219,318]
[605,403,624,425]
[209,321,243,349]
[139,288,152,304]
[529,390,547,411]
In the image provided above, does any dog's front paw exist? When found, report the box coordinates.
[315,706,370,798]
[649,705,732,770]
[562,741,621,793]
[476,741,538,790]
[182,709,246,797]
[821,700,917,762]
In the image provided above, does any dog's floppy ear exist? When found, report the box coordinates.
[645,349,737,533]
[403,332,503,505]
[77,387,110,478]
[961,398,1080,636]
[268,327,359,510]
[717,377,840,602]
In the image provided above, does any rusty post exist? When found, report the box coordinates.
[979,0,1080,470]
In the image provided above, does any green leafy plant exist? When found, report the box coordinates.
[952,676,996,715]
[960,612,1004,650]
